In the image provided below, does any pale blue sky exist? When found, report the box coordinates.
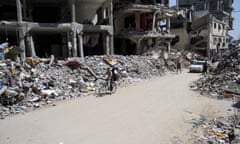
[170,0,240,40]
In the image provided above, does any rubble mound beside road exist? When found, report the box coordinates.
[190,49,240,99]
[0,55,169,119]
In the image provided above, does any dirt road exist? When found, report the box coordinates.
[0,71,233,144]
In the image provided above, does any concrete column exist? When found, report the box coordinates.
[16,0,23,23]
[16,0,26,58]
[71,0,76,22]
[109,0,114,54]
[27,34,36,57]
[105,34,110,55]
[78,33,84,58]
[72,31,77,57]
[167,41,171,54]
[167,17,170,33]
[109,0,113,25]
[19,28,26,58]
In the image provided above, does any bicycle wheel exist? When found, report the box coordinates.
[111,82,117,94]
[98,82,108,96]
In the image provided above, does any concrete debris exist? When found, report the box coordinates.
[188,49,240,143]
[0,55,176,118]
[190,49,240,99]
[185,114,240,144]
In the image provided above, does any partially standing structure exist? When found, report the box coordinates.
[113,0,176,55]
[173,0,234,60]
[0,0,114,59]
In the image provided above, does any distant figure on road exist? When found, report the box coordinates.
[176,58,181,74]
[106,68,113,92]
[202,60,208,75]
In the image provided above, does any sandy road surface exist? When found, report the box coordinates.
[0,71,233,144]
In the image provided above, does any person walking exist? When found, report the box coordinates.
[203,60,208,75]
[106,68,113,92]
[176,58,181,74]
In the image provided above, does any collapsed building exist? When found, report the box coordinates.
[113,0,176,56]
[0,0,114,59]
[0,0,177,59]
[171,0,234,60]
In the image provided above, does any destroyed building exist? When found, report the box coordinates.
[171,0,234,60]
[0,0,114,59]
[0,0,177,59]
[113,0,176,56]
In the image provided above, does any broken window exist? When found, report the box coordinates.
[124,15,136,31]
[214,23,217,29]
[218,24,221,31]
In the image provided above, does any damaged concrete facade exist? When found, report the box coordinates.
[113,0,176,55]
[0,0,114,59]
[172,0,234,60]
[0,0,176,59]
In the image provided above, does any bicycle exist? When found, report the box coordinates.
[97,78,117,97]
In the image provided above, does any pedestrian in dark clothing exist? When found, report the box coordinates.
[176,59,181,74]
[203,60,207,75]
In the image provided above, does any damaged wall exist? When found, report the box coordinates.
[0,0,114,59]
[113,1,176,55]
[173,0,234,59]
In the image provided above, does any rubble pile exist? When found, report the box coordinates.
[187,49,240,143]
[183,111,240,143]
[190,49,240,99]
[0,55,169,118]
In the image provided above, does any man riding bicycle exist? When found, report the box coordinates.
[106,67,119,93]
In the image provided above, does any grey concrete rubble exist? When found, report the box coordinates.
[183,111,240,143]
[190,48,240,99]
[0,55,179,119]
[188,49,240,143]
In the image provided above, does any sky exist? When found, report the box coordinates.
[170,0,240,40]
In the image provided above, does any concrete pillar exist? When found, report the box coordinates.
[78,33,84,58]
[167,41,171,54]
[105,34,110,55]
[167,17,170,33]
[71,0,76,22]
[72,31,77,57]
[16,0,23,23]
[27,34,36,57]
[16,0,26,58]
[109,0,113,25]
[109,0,114,54]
